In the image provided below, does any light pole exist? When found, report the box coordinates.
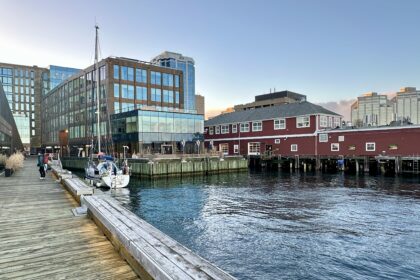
[123,145,129,161]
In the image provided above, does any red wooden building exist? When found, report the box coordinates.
[204,101,420,159]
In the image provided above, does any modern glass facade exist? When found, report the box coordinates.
[0,81,23,154]
[48,65,81,91]
[41,57,200,156]
[151,52,196,112]
[0,63,49,152]
[112,109,203,142]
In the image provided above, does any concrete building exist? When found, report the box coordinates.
[351,92,394,127]
[0,81,23,154]
[234,90,306,111]
[195,94,205,115]
[0,62,80,153]
[395,87,420,124]
[151,51,196,112]
[41,56,203,156]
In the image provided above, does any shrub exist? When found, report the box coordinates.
[5,153,24,170]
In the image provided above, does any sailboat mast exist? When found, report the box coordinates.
[95,25,101,153]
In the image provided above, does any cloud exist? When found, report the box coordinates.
[316,99,355,121]
[205,109,224,120]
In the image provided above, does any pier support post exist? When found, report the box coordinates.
[356,159,359,174]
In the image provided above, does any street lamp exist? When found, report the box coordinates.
[123,145,129,160]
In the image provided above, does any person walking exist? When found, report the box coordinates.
[37,153,45,179]
[43,153,49,174]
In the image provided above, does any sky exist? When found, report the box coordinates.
[1,0,420,120]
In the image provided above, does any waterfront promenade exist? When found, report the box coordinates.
[0,158,139,279]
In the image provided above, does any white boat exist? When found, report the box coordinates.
[85,159,130,188]
[84,25,131,188]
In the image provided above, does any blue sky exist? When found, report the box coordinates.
[1,0,420,118]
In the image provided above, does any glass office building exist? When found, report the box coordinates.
[0,62,79,153]
[0,81,23,154]
[0,63,49,152]
[42,56,203,156]
[111,109,204,154]
[151,52,196,112]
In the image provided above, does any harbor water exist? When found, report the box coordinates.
[106,171,420,280]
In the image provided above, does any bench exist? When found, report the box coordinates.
[83,195,236,280]
[63,177,94,204]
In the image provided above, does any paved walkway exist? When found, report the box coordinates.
[0,157,139,279]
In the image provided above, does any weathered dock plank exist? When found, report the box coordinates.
[0,158,139,280]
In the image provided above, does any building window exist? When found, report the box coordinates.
[221,125,229,134]
[219,143,229,155]
[175,91,179,104]
[121,66,128,80]
[274,118,286,130]
[127,67,134,81]
[252,121,262,132]
[297,116,310,128]
[234,144,239,154]
[136,86,147,101]
[320,116,328,127]
[366,142,375,151]
[151,88,162,102]
[232,124,237,133]
[334,117,341,128]
[136,68,147,83]
[338,135,344,142]
[248,142,260,155]
[113,65,119,79]
[162,73,174,87]
[331,143,339,151]
[215,126,220,134]
[319,133,328,142]
[389,144,398,150]
[209,127,214,135]
[151,71,162,85]
[175,75,180,87]
[275,139,280,144]
[291,144,298,152]
[114,102,120,113]
[240,122,249,132]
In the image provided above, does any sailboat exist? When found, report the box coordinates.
[84,25,130,188]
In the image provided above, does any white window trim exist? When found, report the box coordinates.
[274,139,280,144]
[233,144,239,154]
[274,118,286,130]
[320,115,328,128]
[338,135,344,142]
[366,142,376,151]
[221,125,229,134]
[296,116,310,128]
[291,144,298,152]
[319,133,328,143]
[232,124,237,133]
[215,126,220,134]
[240,122,249,132]
[209,127,214,135]
[331,143,339,151]
[219,143,229,155]
[252,121,262,132]
[248,142,260,155]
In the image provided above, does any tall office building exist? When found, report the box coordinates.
[351,92,394,127]
[395,87,420,124]
[0,62,80,153]
[195,94,205,115]
[151,52,196,112]
[41,56,203,156]
[0,81,23,154]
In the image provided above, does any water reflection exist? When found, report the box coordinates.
[106,171,420,280]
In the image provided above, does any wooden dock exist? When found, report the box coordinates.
[0,158,139,279]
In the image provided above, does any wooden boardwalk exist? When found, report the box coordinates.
[0,158,139,280]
